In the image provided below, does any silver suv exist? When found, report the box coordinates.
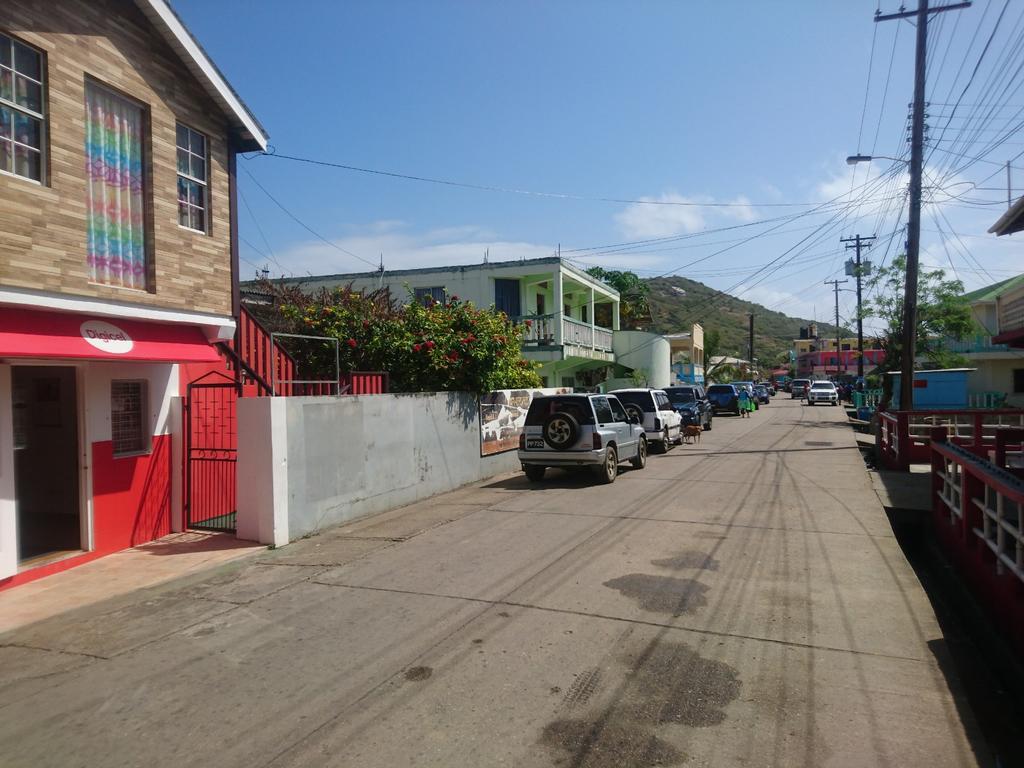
[609,388,683,453]
[806,380,839,406]
[518,394,647,484]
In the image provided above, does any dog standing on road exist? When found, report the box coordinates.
[682,425,703,444]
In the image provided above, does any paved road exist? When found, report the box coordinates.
[0,398,987,767]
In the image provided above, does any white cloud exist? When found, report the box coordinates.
[614,193,707,238]
[614,191,763,239]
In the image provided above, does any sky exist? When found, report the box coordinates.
[174,0,1024,336]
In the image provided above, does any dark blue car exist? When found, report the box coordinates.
[664,386,713,430]
[706,384,741,416]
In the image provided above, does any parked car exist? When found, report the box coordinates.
[518,393,647,483]
[806,381,839,406]
[753,384,770,404]
[790,379,811,399]
[610,388,683,452]
[706,384,741,415]
[663,385,713,431]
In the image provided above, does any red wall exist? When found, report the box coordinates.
[0,434,172,591]
[91,434,172,552]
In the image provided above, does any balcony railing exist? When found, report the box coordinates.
[515,313,613,352]
[518,313,559,345]
[562,316,613,351]
[945,334,1010,354]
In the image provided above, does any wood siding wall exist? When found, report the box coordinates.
[0,0,234,316]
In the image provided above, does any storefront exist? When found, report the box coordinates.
[0,307,225,587]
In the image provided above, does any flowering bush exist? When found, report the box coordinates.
[259,282,541,393]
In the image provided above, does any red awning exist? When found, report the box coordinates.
[0,307,222,363]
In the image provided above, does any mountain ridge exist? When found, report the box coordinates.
[645,276,850,366]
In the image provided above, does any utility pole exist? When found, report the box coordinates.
[825,280,848,380]
[748,313,754,378]
[842,234,876,380]
[876,0,970,410]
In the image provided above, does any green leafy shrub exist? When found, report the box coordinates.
[259,282,541,393]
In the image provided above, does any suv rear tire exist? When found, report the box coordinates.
[631,437,647,469]
[596,446,618,484]
[523,465,546,481]
[543,412,579,450]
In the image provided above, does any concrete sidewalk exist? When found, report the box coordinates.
[0,399,989,767]
[0,531,265,634]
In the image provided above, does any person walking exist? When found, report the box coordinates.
[737,386,752,418]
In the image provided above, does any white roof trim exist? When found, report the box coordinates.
[135,0,268,152]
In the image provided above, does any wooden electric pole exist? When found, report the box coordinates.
[875,0,970,409]
[841,234,876,380]
[748,313,754,378]
[825,280,848,379]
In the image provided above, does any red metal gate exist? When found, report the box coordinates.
[185,371,239,532]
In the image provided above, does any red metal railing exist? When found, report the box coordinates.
[223,308,389,397]
[931,429,1024,657]
[880,408,1024,470]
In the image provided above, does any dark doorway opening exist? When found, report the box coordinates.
[12,366,82,563]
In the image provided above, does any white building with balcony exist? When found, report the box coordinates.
[950,274,1024,407]
[277,257,621,388]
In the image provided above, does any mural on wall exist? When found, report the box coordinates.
[479,387,571,456]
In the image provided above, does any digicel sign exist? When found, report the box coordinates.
[80,320,134,354]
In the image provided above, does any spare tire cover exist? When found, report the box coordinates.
[543,411,580,450]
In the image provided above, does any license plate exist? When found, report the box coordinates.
[526,439,544,449]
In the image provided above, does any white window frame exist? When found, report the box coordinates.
[414,286,446,306]
[0,31,46,185]
[176,122,208,234]
[111,379,151,458]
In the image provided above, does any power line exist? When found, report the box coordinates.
[258,150,849,209]
[239,164,379,270]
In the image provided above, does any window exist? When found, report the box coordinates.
[414,286,445,306]
[580,305,588,323]
[608,397,628,423]
[85,82,147,289]
[592,396,614,424]
[176,123,207,232]
[1014,369,1024,394]
[0,32,44,182]
[494,278,521,316]
[536,293,546,315]
[111,380,148,456]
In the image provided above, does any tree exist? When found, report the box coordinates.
[585,267,652,329]
[702,328,729,382]
[259,281,541,393]
[863,255,972,405]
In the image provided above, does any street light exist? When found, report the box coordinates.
[846,152,919,412]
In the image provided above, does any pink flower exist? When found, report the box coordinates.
[524,319,533,328]
[347,338,357,348]
[413,343,422,352]
[425,340,435,350]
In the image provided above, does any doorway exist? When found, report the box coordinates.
[12,366,81,563]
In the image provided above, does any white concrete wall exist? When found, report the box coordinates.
[236,397,289,547]
[236,392,520,545]
[969,358,1024,402]
[0,366,16,579]
[612,331,672,389]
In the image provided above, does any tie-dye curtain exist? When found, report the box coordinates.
[85,83,146,290]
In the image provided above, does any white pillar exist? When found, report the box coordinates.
[553,269,564,346]
[0,365,16,579]
[237,397,290,547]
[612,300,620,331]
[590,287,596,350]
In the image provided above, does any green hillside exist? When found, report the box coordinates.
[645,276,850,367]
